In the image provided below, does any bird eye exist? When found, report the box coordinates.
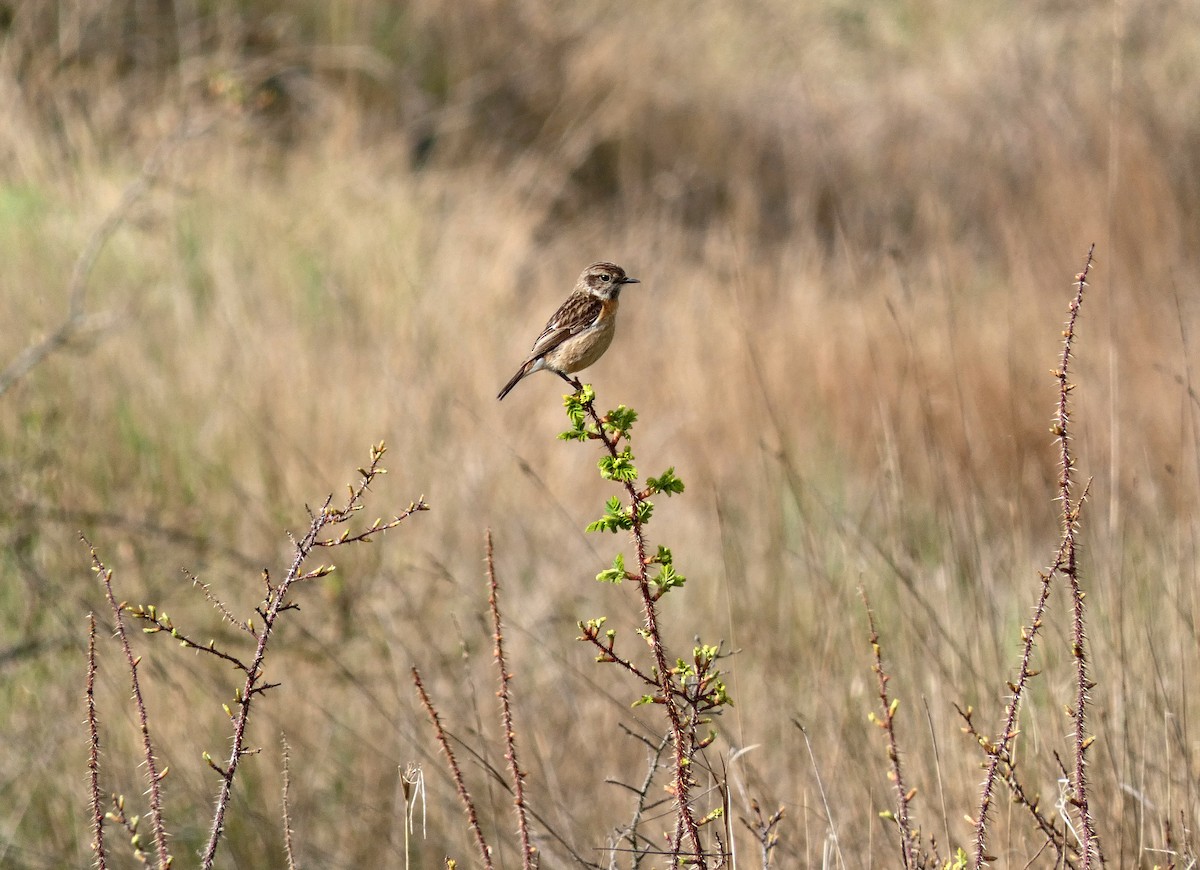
[600,273,611,282]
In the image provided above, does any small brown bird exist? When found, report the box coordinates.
[497,262,640,400]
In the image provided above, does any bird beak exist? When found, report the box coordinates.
[621,276,640,285]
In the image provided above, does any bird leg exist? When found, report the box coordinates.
[554,370,584,393]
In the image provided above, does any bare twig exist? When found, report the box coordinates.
[607,729,671,868]
[971,246,1097,869]
[199,446,425,868]
[739,799,784,869]
[412,667,495,870]
[425,728,600,867]
[486,530,537,869]
[86,614,107,870]
[125,602,251,671]
[971,538,1063,867]
[281,734,298,870]
[576,623,660,685]
[861,587,923,868]
[956,704,1078,869]
[187,569,252,634]
[1058,247,1100,868]
[107,793,153,865]
[86,540,173,869]
[0,125,198,398]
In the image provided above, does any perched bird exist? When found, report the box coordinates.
[497,262,640,400]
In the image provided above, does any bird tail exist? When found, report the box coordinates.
[497,361,531,400]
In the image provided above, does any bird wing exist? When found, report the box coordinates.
[528,293,604,358]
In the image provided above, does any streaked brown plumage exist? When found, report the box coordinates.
[497,262,639,400]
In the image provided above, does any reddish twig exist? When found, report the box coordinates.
[86,540,173,869]
[125,602,252,671]
[85,443,423,869]
[860,587,921,868]
[199,444,426,869]
[412,667,495,870]
[971,540,1062,868]
[281,734,299,870]
[86,613,108,870]
[486,530,537,869]
[971,245,1097,869]
[956,705,1078,869]
[186,568,251,633]
[1058,247,1101,868]
[577,621,660,684]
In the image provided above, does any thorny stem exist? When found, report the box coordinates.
[87,541,173,869]
[86,614,108,870]
[861,589,919,869]
[486,530,537,869]
[201,446,426,869]
[1059,247,1100,868]
[972,543,1061,869]
[971,245,1097,869]
[956,705,1078,869]
[199,498,318,866]
[187,569,251,633]
[281,734,298,870]
[412,667,495,870]
[578,394,707,867]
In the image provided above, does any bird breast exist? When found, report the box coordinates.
[545,308,617,373]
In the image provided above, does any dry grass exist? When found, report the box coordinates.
[2,1,1200,866]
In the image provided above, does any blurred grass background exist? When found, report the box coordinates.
[2,0,1199,866]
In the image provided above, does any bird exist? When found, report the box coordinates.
[497,261,640,400]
